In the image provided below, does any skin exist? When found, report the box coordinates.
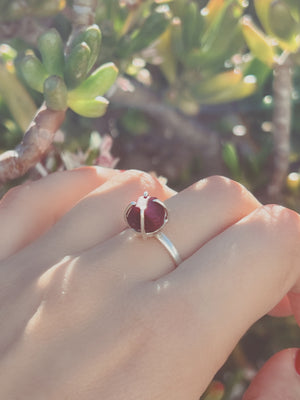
[0,167,299,399]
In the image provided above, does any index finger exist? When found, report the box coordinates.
[0,167,117,260]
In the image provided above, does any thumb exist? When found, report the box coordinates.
[243,348,300,400]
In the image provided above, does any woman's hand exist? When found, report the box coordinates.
[0,167,300,399]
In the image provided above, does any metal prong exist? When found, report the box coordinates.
[140,208,146,238]
[152,198,169,223]
[124,201,136,224]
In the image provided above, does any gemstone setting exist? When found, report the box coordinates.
[125,192,168,237]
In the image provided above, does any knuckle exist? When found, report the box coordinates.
[190,175,257,215]
[37,256,77,313]
[1,183,32,206]
[193,175,250,202]
[139,281,191,340]
[255,204,300,285]
[206,175,248,197]
[259,204,300,243]
[121,169,162,194]
[260,204,300,228]
[205,174,231,185]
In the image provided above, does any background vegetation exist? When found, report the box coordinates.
[0,0,300,398]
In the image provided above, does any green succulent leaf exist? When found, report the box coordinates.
[68,62,118,101]
[186,23,244,71]
[170,17,185,60]
[268,0,300,52]
[254,0,274,35]
[0,62,36,130]
[156,25,177,84]
[182,1,203,51]
[222,142,241,180]
[70,24,102,72]
[20,54,48,93]
[68,96,109,118]
[64,42,91,89]
[201,0,226,25]
[241,16,276,67]
[38,28,65,77]
[44,75,68,111]
[0,44,17,62]
[187,1,244,71]
[117,10,170,57]
[285,0,300,22]
[200,0,244,51]
[197,75,257,105]
[242,56,271,87]
[191,69,243,99]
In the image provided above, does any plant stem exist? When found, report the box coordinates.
[66,0,97,53]
[0,0,98,184]
[0,103,66,183]
[267,53,293,200]
[111,78,222,174]
[72,0,97,27]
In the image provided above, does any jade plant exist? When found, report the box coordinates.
[96,0,262,113]
[20,25,118,117]
[162,0,258,110]
[0,0,300,199]
[0,0,119,183]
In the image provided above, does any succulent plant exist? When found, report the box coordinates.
[20,25,118,117]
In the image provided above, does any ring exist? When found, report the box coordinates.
[124,192,182,267]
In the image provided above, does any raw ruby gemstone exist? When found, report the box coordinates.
[126,195,166,233]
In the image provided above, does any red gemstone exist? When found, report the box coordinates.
[126,194,167,234]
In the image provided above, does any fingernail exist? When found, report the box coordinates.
[295,349,300,375]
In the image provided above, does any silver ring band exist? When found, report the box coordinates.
[155,232,182,267]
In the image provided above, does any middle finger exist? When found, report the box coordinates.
[74,176,260,284]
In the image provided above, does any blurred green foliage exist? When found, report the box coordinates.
[1,0,299,193]
[0,1,300,398]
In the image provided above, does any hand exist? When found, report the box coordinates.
[0,167,300,399]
